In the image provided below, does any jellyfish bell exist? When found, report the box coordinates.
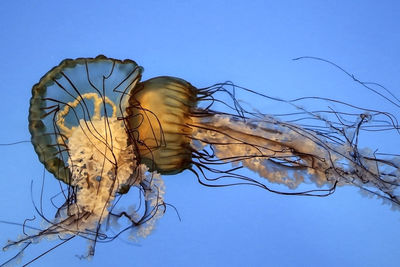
[2,55,400,265]
[126,76,196,175]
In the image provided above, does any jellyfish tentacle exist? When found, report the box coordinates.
[189,97,400,207]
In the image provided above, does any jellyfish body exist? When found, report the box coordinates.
[3,55,400,264]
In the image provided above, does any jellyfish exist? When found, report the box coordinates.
[2,55,400,265]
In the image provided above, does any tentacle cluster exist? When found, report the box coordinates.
[3,55,400,266]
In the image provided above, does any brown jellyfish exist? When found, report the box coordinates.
[3,55,400,265]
